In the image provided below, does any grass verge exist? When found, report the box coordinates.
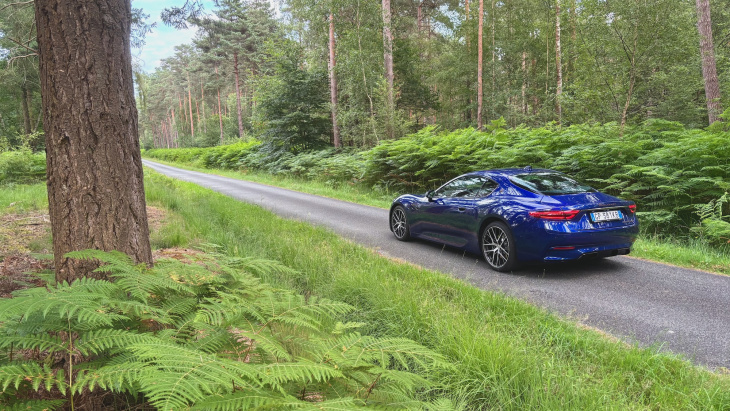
[141,157,730,277]
[143,170,729,409]
[0,183,48,215]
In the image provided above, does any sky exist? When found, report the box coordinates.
[133,1,215,73]
[133,0,280,73]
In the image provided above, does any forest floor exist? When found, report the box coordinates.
[0,206,168,297]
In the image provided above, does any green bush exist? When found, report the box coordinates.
[0,250,447,410]
[0,149,46,184]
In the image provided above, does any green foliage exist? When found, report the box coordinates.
[0,149,46,185]
[255,40,332,155]
[146,120,730,237]
[364,121,730,234]
[0,250,447,410]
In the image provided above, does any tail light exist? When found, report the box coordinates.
[628,204,636,213]
[528,209,580,220]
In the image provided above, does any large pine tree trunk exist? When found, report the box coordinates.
[477,0,484,130]
[233,51,244,138]
[34,0,152,282]
[695,0,723,124]
[329,12,341,148]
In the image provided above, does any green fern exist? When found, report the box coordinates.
[0,250,447,410]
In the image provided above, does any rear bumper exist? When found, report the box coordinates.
[514,219,639,262]
[543,242,634,262]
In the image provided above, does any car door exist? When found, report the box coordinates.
[419,176,487,247]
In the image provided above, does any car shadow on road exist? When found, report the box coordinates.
[404,237,631,280]
[515,257,630,280]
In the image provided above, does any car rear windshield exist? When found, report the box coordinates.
[510,173,596,195]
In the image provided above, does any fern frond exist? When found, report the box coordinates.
[259,294,354,332]
[232,325,292,362]
[0,363,65,394]
[0,399,66,411]
[258,360,344,386]
[189,390,292,411]
[75,329,157,356]
[128,342,264,410]
[112,270,195,303]
[73,358,144,394]
[0,333,66,354]
[65,249,134,266]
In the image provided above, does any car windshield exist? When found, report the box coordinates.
[510,172,595,195]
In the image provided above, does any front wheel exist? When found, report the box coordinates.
[481,221,518,272]
[390,206,411,241]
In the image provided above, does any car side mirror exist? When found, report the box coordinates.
[426,190,435,202]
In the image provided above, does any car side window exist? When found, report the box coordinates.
[477,179,499,197]
[435,176,486,198]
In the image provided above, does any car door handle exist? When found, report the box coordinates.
[458,207,467,212]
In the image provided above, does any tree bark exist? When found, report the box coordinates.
[695,0,723,124]
[233,51,244,138]
[477,0,484,130]
[555,0,563,124]
[382,0,395,129]
[187,72,195,139]
[216,65,224,144]
[328,12,341,148]
[34,0,152,282]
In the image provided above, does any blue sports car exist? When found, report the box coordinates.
[389,167,638,272]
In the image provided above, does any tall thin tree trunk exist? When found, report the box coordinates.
[477,0,484,129]
[555,0,563,124]
[329,12,341,148]
[187,72,194,140]
[695,0,723,123]
[491,0,495,119]
[620,24,638,135]
[21,84,32,134]
[34,0,152,281]
[216,66,224,144]
[382,0,395,138]
[200,80,206,133]
[522,51,528,115]
[233,51,244,138]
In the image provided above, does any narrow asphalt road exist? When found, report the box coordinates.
[143,160,730,370]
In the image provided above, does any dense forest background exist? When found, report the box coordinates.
[1,0,729,152]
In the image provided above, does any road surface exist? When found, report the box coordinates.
[143,160,730,370]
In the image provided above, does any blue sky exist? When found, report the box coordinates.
[133,0,215,73]
[133,0,280,73]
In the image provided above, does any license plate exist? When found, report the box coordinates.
[591,210,623,222]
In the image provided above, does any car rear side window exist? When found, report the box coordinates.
[510,173,595,195]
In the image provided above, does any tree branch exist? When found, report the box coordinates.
[8,53,37,64]
[4,36,38,54]
[0,0,33,13]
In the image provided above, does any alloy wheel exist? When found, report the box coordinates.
[482,225,510,269]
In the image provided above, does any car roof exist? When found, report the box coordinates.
[468,168,557,178]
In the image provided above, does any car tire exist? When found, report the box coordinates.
[390,205,411,241]
[481,221,518,272]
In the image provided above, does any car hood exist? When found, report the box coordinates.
[538,191,629,209]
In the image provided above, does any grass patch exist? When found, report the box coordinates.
[143,170,730,409]
[632,236,730,276]
[142,157,730,277]
[0,184,48,215]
